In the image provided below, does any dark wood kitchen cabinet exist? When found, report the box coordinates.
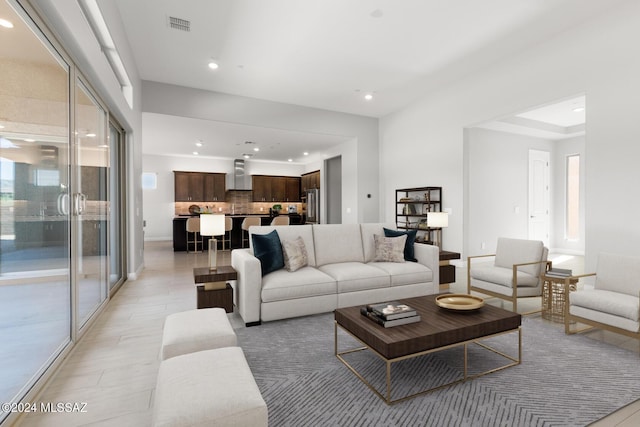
[204,173,226,201]
[285,177,300,202]
[252,175,271,202]
[252,175,300,202]
[301,170,320,197]
[270,177,286,201]
[174,172,225,202]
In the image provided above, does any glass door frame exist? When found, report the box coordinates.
[73,75,110,334]
[108,119,127,294]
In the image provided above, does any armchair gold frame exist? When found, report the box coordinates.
[467,254,551,314]
[564,273,640,345]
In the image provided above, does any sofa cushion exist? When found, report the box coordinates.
[261,267,337,302]
[594,253,640,296]
[252,230,284,276]
[368,261,433,287]
[494,238,545,277]
[570,289,639,321]
[319,262,390,293]
[281,236,308,272]
[250,225,317,267]
[373,234,407,263]
[313,224,364,266]
[471,265,539,288]
[384,228,418,262]
[360,223,397,263]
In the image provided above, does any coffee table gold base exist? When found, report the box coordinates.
[334,322,521,405]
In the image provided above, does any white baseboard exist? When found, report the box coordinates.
[127,262,144,281]
[145,236,172,242]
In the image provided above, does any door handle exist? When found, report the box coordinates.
[73,193,87,216]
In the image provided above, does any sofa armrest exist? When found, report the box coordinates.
[231,249,262,325]
[414,243,439,290]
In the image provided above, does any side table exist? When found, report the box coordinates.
[193,265,238,312]
[439,250,461,289]
[541,274,578,323]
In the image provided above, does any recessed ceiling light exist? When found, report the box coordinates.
[195,141,203,147]
[572,106,585,112]
[0,125,5,129]
[288,158,293,162]
[24,138,36,142]
[193,151,199,155]
[243,153,251,159]
[303,152,309,156]
[0,18,14,28]
[253,147,259,152]
[208,61,219,70]
[86,133,96,138]
[364,93,373,101]
[98,144,109,148]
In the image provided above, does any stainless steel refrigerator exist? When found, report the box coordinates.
[306,188,320,223]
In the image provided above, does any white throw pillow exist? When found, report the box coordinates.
[373,234,407,263]
[281,236,309,272]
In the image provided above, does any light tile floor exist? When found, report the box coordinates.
[12,244,640,426]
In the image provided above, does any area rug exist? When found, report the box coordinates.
[236,313,640,427]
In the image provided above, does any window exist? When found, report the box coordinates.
[566,155,580,240]
[142,172,158,190]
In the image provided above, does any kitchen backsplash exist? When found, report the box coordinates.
[174,191,302,216]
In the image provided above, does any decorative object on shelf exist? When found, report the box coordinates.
[427,211,449,248]
[435,294,484,311]
[200,214,226,270]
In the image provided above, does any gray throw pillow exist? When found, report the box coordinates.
[373,234,407,263]
[281,236,309,272]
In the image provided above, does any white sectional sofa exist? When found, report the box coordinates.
[231,223,440,326]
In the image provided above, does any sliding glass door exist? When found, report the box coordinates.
[1,1,121,422]
[75,81,109,328]
[0,0,71,418]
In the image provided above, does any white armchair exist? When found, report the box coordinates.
[467,237,550,314]
[565,253,640,340]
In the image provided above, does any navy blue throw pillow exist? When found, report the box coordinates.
[252,230,285,276]
[383,228,418,262]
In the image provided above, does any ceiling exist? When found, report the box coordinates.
[112,0,607,160]
[142,113,352,164]
[474,95,586,140]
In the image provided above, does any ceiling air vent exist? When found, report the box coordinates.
[168,16,190,32]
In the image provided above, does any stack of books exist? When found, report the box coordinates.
[545,267,573,278]
[360,301,421,328]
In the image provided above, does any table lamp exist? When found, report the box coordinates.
[427,211,449,249]
[200,214,226,270]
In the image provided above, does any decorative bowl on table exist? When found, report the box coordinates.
[435,294,484,311]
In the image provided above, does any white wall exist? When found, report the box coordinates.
[142,81,379,224]
[465,128,553,255]
[380,1,640,270]
[552,136,585,254]
[142,154,304,240]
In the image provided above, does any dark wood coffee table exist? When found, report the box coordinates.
[334,294,521,404]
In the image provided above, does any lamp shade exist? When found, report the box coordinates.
[427,212,449,228]
[200,214,226,236]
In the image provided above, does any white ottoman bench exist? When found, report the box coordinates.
[153,346,268,427]
[160,308,236,360]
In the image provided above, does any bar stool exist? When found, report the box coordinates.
[270,216,290,226]
[241,217,261,248]
[185,217,203,252]
[220,216,233,250]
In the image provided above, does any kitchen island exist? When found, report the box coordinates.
[173,215,272,251]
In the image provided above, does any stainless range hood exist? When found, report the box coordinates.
[232,159,250,190]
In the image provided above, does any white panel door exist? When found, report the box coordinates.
[528,150,550,245]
